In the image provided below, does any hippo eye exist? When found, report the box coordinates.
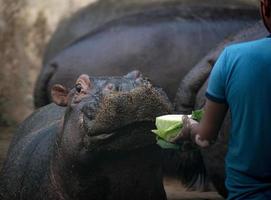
[75,84,82,93]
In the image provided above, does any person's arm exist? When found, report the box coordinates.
[194,48,230,147]
[197,99,228,142]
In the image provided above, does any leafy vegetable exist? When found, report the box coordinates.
[152,111,203,150]
[151,115,188,141]
[191,109,204,122]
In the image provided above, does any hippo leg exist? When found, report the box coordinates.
[174,56,215,114]
[161,53,216,191]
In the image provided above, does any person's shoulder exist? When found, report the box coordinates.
[225,37,270,56]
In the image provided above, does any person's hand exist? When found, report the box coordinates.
[169,115,199,144]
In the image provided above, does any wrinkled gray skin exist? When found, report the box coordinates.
[0,71,173,200]
[34,0,259,107]
[174,21,269,198]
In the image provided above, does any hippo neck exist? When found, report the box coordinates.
[51,145,166,200]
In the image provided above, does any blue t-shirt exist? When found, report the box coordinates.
[206,37,271,200]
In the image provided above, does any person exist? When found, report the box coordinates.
[174,0,271,199]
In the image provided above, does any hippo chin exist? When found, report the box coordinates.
[0,72,172,200]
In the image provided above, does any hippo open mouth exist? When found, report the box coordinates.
[81,85,173,151]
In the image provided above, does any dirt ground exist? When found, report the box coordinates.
[164,177,223,200]
[0,126,224,200]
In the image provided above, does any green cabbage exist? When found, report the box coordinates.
[151,114,191,141]
[191,109,204,122]
[152,111,203,149]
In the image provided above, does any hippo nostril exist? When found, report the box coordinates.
[107,83,114,90]
[83,109,94,119]
[82,102,98,120]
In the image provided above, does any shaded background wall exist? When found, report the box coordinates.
[0,0,97,126]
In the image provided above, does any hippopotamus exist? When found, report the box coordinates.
[0,71,173,200]
[173,21,269,198]
[34,0,259,108]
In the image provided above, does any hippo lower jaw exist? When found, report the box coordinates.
[83,113,154,135]
[82,115,157,151]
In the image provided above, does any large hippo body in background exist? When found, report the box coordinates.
[34,0,259,107]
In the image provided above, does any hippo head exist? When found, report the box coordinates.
[49,71,171,199]
[51,70,172,161]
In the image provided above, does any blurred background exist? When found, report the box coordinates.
[0,0,96,125]
[0,0,96,172]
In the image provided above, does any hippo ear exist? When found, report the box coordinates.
[51,84,69,107]
[124,70,142,80]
